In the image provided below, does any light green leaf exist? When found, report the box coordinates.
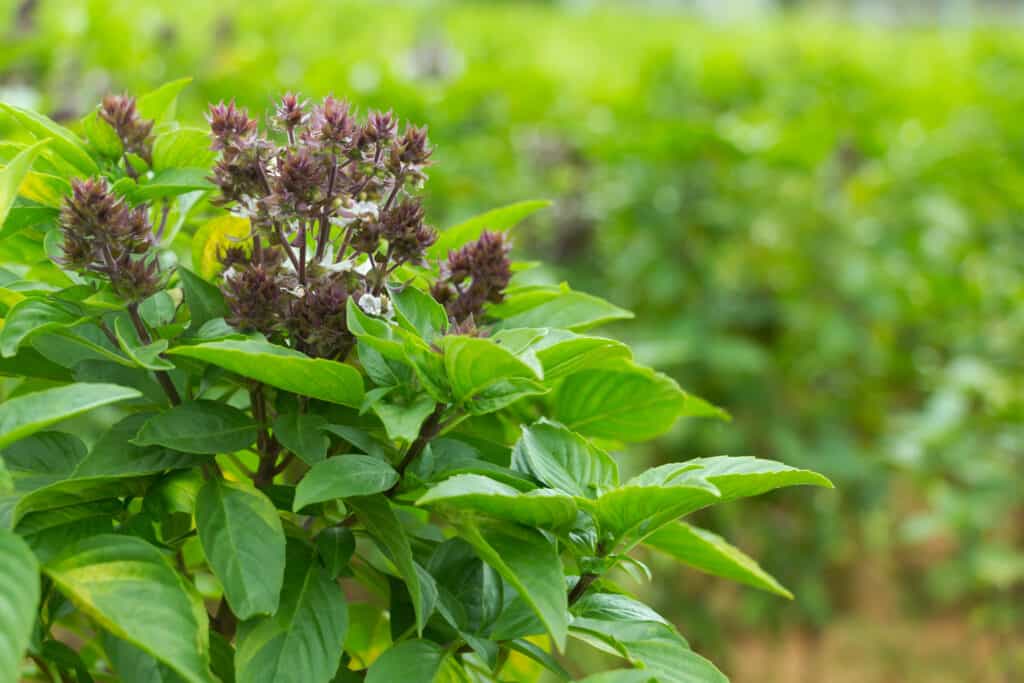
[234,539,348,683]
[153,128,216,171]
[672,456,834,502]
[293,455,399,512]
[0,298,89,358]
[645,521,792,598]
[429,199,550,258]
[596,478,722,545]
[575,671,658,683]
[442,335,546,414]
[371,394,436,444]
[349,495,431,634]
[551,362,726,441]
[531,330,632,381]
[134,401,257,455]
[130,168,214,202]
[82,110,123,159]
[0,139,50,229]
[0,103,98,175]
[365,640,447,683]
[167,339,364,407]
[0,383,141,450]
[417,474,577,529]
[0,204,60,242]
[44,534,214,683]
[493,287,633,332]
[196,478,286,619]
[272,411,329,465]
[458,520,568,651]
[569,604,726,683]
[136,78,193,122]
[511,419,618,498]
[0,529,40,683]
[390,284,449,339]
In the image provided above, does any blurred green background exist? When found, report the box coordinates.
[2,0,1022,681]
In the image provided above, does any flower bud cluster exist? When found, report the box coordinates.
[432,231,513,324]
[209,94,514,356]
[59,177,164,301]
[100,94,154,164]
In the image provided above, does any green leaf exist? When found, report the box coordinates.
[82,110,123,159]
[103,633,189,683]
[136,78,192,122]
[575,671,658,683]
[505,639,571,681]
[427,538,502,635]
[570,617,726,683]
[167,339,364,407]
[417,474,577,529]
[131,168,214,201]
[511,419,618,498]
[0,529,40,683]
[442,335,546,414]
[44,534,214,683]
[371,394,436,444]
[0,204,60,242]
[153,128,216,171]
[645,521,792,598]
[389,284,449,339]
[429,199,550,258]
[114,317,175,370]
[20,170,71,207]
[365,639,447,683]
[0,298,89,358]
[349,495,432,635]
[315,526,355,578]
[595,479,722,546]
[196,477,286,619]
[0,383,141,450]
[0,103,98,175]
[134,401,257,455]
[0,139,49,230]
[293,455,399,512]
[550,362,726,441]
[458,520,568,651]
[272,411,329,465]
[234,539,348,683]
[493,287,633,332]
[673,456,834,502]
[178,267,227,333]
[530,330,632,381]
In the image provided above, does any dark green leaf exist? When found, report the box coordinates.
[365,640,446,683]
[234,539,348,683]
[315,526,355,578]
[196,478,286,619]
[293,455,399,512]
[273,411,329,465]
[134,401,257,454]
[459,520,568,651]
[178,267,227,333]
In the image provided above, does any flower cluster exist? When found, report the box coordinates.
[59,177,164,301]
[100,94,154,165]
[209,94,440,358]
[432,230,513,324]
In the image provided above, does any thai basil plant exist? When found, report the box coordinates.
[0,81,831,683]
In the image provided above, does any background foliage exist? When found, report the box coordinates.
[2,0,1023,680]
